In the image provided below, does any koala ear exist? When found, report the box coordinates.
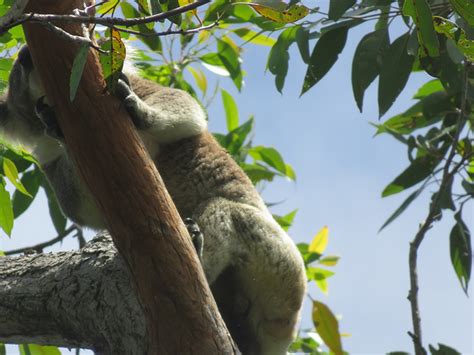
[18,46,33,70]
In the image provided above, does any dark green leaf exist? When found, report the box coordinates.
[249,146,287,175]
[0,343,5,355]
[450,211,471,294]
[0,179,13,236]
[429,343,462,355]
[378,32,416,117]
[328,0,356,21]
[302,26,349,95]
[12,169,40,218]
[376,92,450,135]
[267,26,299,93]
[41,177,67,234]
[382,155,440,197]
[296,27,310,64]
[379,182,426,232]
[70,43,89,102]
[403,0,439,57]
[352,28,389,111]
[120,2,162,51]
[241,163,276,184]
[449,0,474,26]
[461,180,474,196]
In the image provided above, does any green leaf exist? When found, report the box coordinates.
[241,163,276,184]
[450,211,471,295]
[319,255,340,267]
[448,0,474,26]
[200,53,230,76]
[307,267,335,294]
[429,343,462,355]
[382,155,440,197]
[187,66,207,93]
[217,39,243,90]
[402,0,439,57]
[0,343,5,355]
[378,32,415,117]
[301,26,349,95]
[352,28,389,112]
[3,157,31,197]
[99,28,126,90]
[433,17,474,62]
[376,91,451,135]
[267,26,299,93]
[41,177,67,234]
[328,0,356,21]
[249,2,309,23]
[12,169,40,218]
[249,146,288,175]
[218,118,254,155]
[69,43,89,102]
[136,0,151,15]
[379,182,426,232]
[221,89,239,131]
[120,2,162,51]
[274,209,297,231]
[150,0,162,15]
[233,28,276,46]
[413,79,444,99]
[312,300,344,355]
[0,179,13,236]
[20,344,61,355]
[295,27,310,64]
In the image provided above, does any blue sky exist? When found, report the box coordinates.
[1,17,472,355]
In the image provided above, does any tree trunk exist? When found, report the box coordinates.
[21,1,236,353]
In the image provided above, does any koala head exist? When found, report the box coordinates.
[1,45,47,146]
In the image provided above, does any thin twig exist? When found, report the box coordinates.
[0,0,211,34]
[0,0,30,28]
[407,62,470,355]
[4,225,78,256]
[40,22,105,53]
[116,20,219,37]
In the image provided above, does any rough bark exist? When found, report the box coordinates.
[20,1,236,353]
[0,234,146,353]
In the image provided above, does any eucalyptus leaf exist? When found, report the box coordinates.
[450,211,471,295]
[378,32,415,117]
[302,26,349,95]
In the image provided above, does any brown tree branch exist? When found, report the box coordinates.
[407,62,471,355]
[4,225,78,256]
[21,0,236,353]
[0,0,211,34]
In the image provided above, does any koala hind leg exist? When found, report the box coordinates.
[231,205,306,355]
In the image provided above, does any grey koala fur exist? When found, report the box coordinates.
[0,45,306,355]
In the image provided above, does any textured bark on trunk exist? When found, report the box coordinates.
[18,1,237,353]
[0,235,146,354]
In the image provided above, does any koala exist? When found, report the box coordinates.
[0,45,306,355]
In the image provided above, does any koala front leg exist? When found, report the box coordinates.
[184,217,204,262]
[35,96,64,141]
[115,76,207,144]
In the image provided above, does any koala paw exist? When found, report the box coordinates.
[184,217,204,262]
[35,96,64,141]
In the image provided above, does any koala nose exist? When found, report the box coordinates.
[18,46,33,69]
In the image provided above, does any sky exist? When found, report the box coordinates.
[1,14,472,355]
